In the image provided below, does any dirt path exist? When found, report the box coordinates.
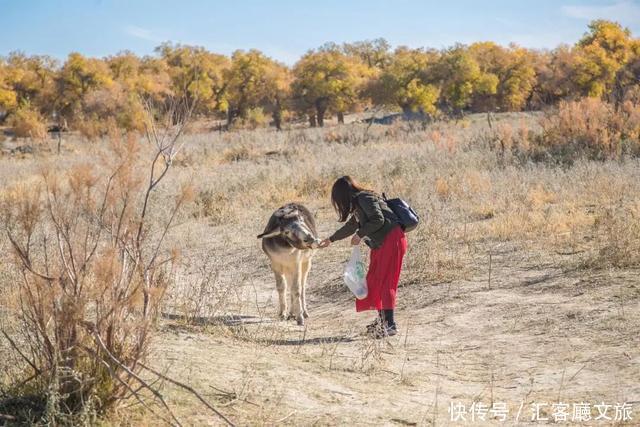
[153,229,640,426]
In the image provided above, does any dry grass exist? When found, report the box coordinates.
[1,109,639,425]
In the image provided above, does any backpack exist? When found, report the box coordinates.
[382,193,420,232]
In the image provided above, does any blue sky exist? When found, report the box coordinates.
[1,0,639,64]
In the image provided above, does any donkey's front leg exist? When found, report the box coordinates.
[272,266,289,320]
[290,264,304,326]
[301,259,311,318]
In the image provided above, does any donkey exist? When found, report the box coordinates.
[257,203,320,326]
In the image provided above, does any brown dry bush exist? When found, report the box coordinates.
[0,99,232,424]
[74,115,114,141]
[9,105,47,139]
[0,137,170,422]
[536,98,640,161]
[477,100,640,163]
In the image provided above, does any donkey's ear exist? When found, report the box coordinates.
[257,228,281,239]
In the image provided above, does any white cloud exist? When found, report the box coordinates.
[561,1,640,25]
[124,25,162,42]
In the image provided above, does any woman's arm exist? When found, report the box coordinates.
[329,215,358,242]
[355,193,385,238]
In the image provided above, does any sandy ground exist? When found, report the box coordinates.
[1,114,638,426]
[153,220,640,426]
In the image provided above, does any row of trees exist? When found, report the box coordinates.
[1,20,639,136]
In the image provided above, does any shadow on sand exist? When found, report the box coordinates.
[162,312,276,327]
[162,313,356,346]
[259,335,355,346]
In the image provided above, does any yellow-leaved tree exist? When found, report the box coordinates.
[56,52,113,125]
[83,52,172,134]
[367,47,440,115]
[433,45,498,114]
[343,38,392,70]
[468,42,537,111]
[1,53,57,136]
[292,46,371,126]
[4,53,58,115]
[534,45,581,105]
[0,59,18,122]
[225,49,291,129]
[156,43,230,116]
[574,20,634,98]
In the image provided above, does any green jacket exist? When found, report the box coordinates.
[329,191,399,249]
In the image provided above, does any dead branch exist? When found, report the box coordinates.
[83,325,182,426]
[1,330,40,375]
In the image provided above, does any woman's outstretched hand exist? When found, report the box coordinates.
[318,238,331,248]
[318,236,360,247]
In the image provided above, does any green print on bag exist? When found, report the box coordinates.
[355,261,365,280]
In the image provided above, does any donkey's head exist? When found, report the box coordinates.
[257,204,320,250]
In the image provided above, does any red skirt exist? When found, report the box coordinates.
[356,226,407,312]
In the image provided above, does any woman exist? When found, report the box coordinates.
[319,176,407,338]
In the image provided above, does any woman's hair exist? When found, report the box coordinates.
[331,176,371,222]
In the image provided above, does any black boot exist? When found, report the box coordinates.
[383,309,397,335]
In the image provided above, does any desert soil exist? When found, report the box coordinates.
[2,114,639,426]
[155,214,640,426]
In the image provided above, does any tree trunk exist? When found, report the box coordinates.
[226,107,245,127]
[272,110,282,131]
[226,109,234,128]
[315,99,327,127]
[612,80,624,112]
[272,99,282,131]
[337,112,344,124]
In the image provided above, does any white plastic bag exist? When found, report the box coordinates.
[343,246,368,299]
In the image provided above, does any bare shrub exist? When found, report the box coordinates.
[0,98,232,424]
